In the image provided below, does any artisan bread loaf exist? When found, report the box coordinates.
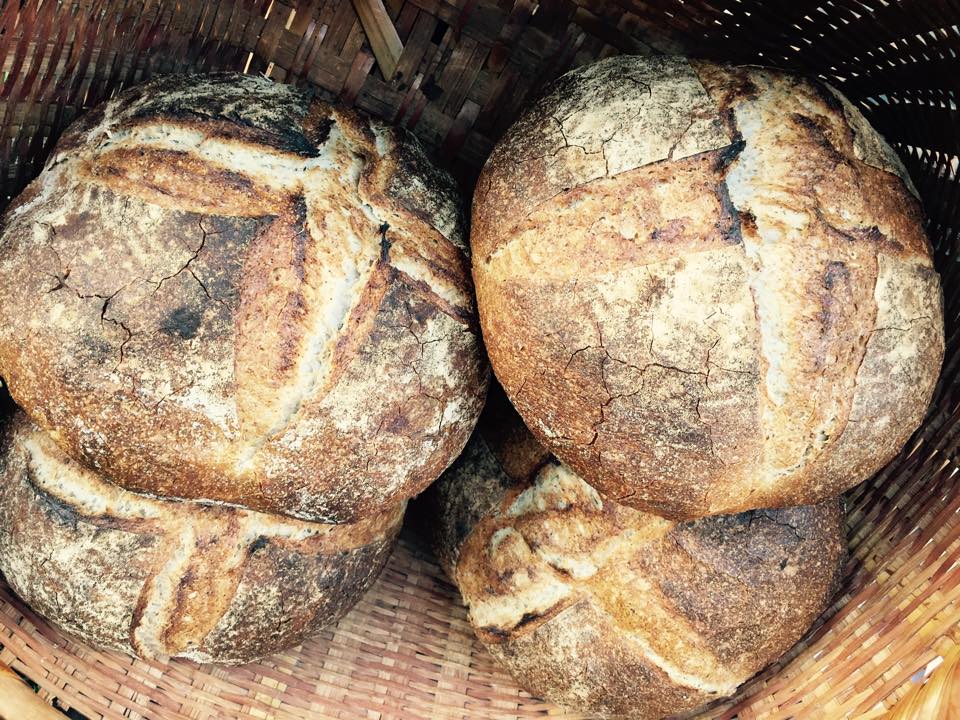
[429,388,844,719]
[0,72,487,523]
[0,412,404,664]
[471,55,943,520]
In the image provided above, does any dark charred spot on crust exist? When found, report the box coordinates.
[791,113,846,164]
[163,306,202,339]
[311,116,334,147]
[713,137,746,173]
[288,196,311,282]
[823,219,904,252]
[178,568,195,590]
[716,180,744,245]
[809,78,846,116]
[719,107,740,140]
[405,297,434,328]
[852,225,892,246]
[215,168,257,195]
[649,219,685,244]
[740,210,759,235]
[515,611,543,630]
[379,222,392,261]
[737,75,759,100]
[480,624,511,640]
[28,471,80,529]
[249,536,270,554]
[823,261,850,291]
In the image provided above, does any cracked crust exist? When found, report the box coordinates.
[0,412,404,664]
[0,72,488,523]
[427,397,844,719]
[472,56,944,520]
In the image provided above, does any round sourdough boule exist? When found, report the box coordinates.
[0,72,487,523]
[428,388,845,719]
[471,55,944,520]
[0,413,404,664]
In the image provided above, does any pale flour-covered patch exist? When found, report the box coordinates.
[724,100,794,411]
[507,464,602,517]
[468,571,572,632]
[531,55,730,191]
[130,523,195,658]
[389,251,471,313]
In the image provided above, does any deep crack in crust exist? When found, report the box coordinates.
[427,392,845,720]
[472,55,944,521]
[0,412,405,664]
[0,72,488,523]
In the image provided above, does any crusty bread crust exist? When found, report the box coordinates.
[471,56,943,520]
[0,412,404,664]
[429,396,844,718]
[0,73,487,523]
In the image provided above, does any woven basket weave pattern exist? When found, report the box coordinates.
[2,0,960,717]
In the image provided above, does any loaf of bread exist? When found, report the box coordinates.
[0,72,487,523]
[471,55,943,520]
[0,412,404,664]
[429,388,845,719]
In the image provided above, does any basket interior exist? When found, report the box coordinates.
[2,0,960,718]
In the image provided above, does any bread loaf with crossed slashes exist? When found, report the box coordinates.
[0,412,404,664]
[0,72,487,523]
[428,388,844,719]
[471,55,942,520]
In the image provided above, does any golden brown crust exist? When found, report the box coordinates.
[472,56,943,520]
[0,413,404,664]
[430,408,845,719]
[0,72,487,523]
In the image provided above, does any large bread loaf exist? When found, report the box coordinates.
[0,73,487,523]
[471,55,943,519]
[0,413,404,664]
[428,388,845,719]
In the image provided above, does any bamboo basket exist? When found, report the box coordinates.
[1,0,959,717]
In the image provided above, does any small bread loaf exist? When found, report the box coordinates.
[429,389,844,719]
[0,72,487,523]
[472,55,943,519]
[0,413,404,664]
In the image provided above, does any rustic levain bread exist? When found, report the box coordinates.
[429,392,845,719]
[471,55,944,520]
[0,72,487,523]
[0,412,405,664]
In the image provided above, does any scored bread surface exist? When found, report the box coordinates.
[471,56,943,520]
[430,393,844,719]
[0,73,487,523]
[0,413,404,664]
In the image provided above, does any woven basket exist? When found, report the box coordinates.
[1,0,959,717]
